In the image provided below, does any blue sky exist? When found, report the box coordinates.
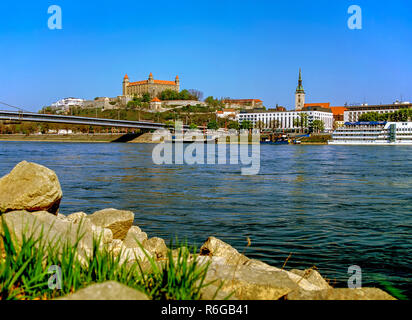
[0,0,411,111]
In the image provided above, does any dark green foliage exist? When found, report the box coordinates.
[142,93,151,103]
[136,240,214,300]
[227,121,239,130]
[159,89,199,101]
[160,89,180,101]
[207,120,219,130]
[240,120,253,130]
[358,108,412,122]
[311,119,325,133]
[204,96,223,108]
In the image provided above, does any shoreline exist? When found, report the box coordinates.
[0,134,125,143]
[0,134,328,145]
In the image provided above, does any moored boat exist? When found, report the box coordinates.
[329,121,412,145]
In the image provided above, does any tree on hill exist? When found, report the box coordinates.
[159,89,200,101]
[127,100,139,109]
[188,89,203,101]
[204,96,222,108]
[159,89,179,100]
[142,93,151,103]
[179,89,191,100]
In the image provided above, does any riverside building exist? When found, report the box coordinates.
[236,69,333,131]
[344,102,412,122]
[236,109,333,131]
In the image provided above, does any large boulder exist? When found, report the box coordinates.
[108,239,124,256]
[0,161,62,215]
[66,212,88,224]
[120,247,147,264]
[199,237,332,292]
[290,268,331,290]
[286,287,396,300]
[58,281,149,300]
[199,256,299,300]
[200,282,238,300]
[66,211,112,244]
[198,237,396,300]
[123,226,148,248]
[87,208,134,240]
[142,237,168,260]
[200,236,249,265]
[0,210,93,258]
[91,225,113,244]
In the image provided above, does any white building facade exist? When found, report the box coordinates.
[216,109,238,119]
[51,98,84,108]
[237,110,333,131]
[51,98,85,113]
[344,102,412,122]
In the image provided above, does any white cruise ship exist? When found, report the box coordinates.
[329,121,412,145]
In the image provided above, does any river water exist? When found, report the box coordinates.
[0,141,411,299]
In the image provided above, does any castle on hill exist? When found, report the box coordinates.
[122,72,180,98]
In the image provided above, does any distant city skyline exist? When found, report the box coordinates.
[0,0,411,111]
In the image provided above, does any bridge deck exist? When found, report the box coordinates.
[0,110,173,130]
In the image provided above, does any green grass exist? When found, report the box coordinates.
[136,240,217,300]
[0,219,219,300]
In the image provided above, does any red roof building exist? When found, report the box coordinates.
[330,106,347,122]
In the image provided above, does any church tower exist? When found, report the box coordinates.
[122,74,129,96]
[148,72,154,84]
[295,68,305,111]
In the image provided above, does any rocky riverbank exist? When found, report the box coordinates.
[0,161,396,300]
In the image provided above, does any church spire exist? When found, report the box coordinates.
[296,68,305,94]
[295,68,305,111]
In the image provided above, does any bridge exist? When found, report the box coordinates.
[0,110,178,131]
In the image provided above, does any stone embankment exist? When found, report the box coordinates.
[0,161,396,300]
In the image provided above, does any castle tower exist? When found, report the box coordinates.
[295,68,305,111]
[175,75,180,91]
[148,72,154,84]
[122,74,129,96]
